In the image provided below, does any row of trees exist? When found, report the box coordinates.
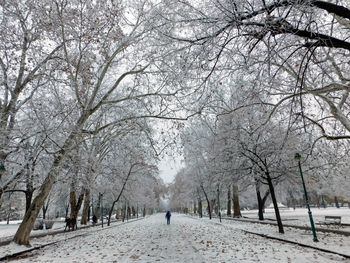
[0,0,203,245]
[165,0,350,234]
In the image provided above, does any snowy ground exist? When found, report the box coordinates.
[0,212,349,262]
[242,207,350,228]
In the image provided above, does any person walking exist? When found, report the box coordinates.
[165,211,171,225]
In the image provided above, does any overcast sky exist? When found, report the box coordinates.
[158,155,183,184]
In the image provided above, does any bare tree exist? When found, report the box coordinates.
[13,0,198,245]
[0,1,66,205]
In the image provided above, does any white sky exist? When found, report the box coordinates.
[158,155,184,184]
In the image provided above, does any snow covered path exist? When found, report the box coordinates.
[6,213,350,262]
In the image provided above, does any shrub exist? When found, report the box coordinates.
[44,220,54,229]
[33,219,44,230]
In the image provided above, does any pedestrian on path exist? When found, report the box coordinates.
[165,211,171,225]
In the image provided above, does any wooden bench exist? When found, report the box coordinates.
[317,216,341,228]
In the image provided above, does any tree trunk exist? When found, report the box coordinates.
[25,156,35,214]
[25,190,33,214]
[42,201,49,220]
[88,205,91,221]
[198,199,202,218]
[334,196,340,208]
[67,191,84,230]
[122,201,126,222]
[6,192,12,224]
[13,172,56,245]
[13,117,88,245]
[80,189,90,225]
[94,194,101,219]
[0,153,7,208]
[217,185,221,222]
[115,207,120,220]
[127,204,131,221]
[256,191,264,220]
[200,185,211,219]
[321,195,327,208]
[232,184,241,218]
[227,185,232,216]
[69,190,76,218]
[0,188,3,209]
[42,206,47,220]
[142,205,146,217]
[74,192,84,219]
[255,180,269,220]
[266,172,284,234]
[107,199,118,226]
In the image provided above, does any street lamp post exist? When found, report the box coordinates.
[294,153,318,242]
[100,193,104,228]
[217,184,221,223]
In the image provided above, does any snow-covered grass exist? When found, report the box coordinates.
[204,216,350,256]
[0,224,20,240]
[0,219,67,243]
[0,212,349,262]
[0,220,22,225]
[240,207,350,230]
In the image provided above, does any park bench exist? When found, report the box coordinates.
[317,216,341,228]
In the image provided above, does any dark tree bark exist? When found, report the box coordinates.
[320,195,326,208]
[25,190,34,214]
[122,201,127,222]
[198,199,203,218]
[69,189,84,225]
[127,205,131,220]
[229,0,350,51]
[42,198,50,220]
[95,194,101,219]
[24,157,36,213]
[232,184,241,218]
[334,196,340,208]
[80,188,90,225]
[227,185,232,216]
[0,188,3,209]
[201,185,212,219]
[312,1,350,20]
[266,172,284,234]
[255,180,270,220]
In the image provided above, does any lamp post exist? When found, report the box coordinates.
[294,153,318,242]
[100,193,104,228]
[217,184,221,223]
